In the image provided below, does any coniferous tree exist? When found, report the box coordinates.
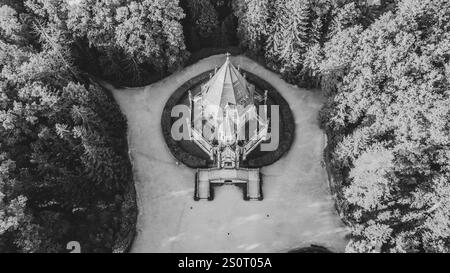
[319,0,450,252]
[0,1,134,252]
[181,0,220,49]
[264,0,312,82]
[233,0,271,55]
[66,0,189,85]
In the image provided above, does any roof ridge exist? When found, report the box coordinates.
[202,55,252,111]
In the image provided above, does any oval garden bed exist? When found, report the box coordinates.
[161,69,295,168]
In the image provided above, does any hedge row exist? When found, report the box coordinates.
[161,69,295,168]
[161,72,211,168]
[244,71,295,168]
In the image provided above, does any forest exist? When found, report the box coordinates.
[0,0,449,253]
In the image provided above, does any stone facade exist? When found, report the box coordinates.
[189,54,268,200]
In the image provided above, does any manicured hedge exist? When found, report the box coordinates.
[161,69,295,168]
[161,72,212,168]
[243,71,295,168]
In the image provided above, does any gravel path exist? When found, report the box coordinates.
[107,54,349,253]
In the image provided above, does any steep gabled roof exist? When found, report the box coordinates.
[202,55,253,109]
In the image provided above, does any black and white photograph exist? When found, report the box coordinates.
[0,0,449,262]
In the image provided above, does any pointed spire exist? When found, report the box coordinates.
[201,55,254,119]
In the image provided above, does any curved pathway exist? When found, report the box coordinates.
[107,55,349,252]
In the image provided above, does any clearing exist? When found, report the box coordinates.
[107,54,349,252]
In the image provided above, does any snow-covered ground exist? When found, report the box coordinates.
[107,54,349,253]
